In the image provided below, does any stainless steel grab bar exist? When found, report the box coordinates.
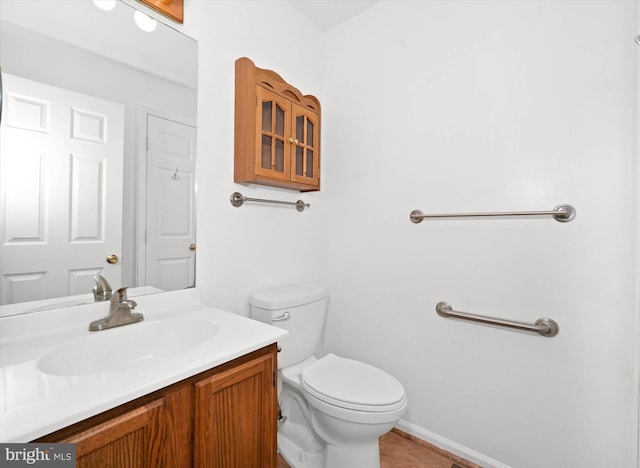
[230,191,310,212]
[436,302,559,337]
[410,204,575,223]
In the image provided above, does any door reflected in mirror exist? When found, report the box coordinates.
[0,0,197,309]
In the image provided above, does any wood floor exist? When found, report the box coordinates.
[277,428,481,468]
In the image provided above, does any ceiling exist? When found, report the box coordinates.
[287,0,383,31]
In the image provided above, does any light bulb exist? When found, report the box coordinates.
[92,0,116,11]
[134,10,157,32]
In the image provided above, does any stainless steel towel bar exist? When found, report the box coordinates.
[436,302,559,337]
[410,204,575,223]
[230,191,309,212]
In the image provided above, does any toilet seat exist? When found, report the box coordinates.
[301,354,406,412]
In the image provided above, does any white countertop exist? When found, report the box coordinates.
[0,288,288,442]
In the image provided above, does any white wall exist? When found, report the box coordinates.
[320,1,638,468]
[6,0,628,464]
[179,0,637,467]
[181,0,327,314]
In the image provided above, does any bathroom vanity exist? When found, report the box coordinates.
[35,345,277,467]
[0,288,288,467]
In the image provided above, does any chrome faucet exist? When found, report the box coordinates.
[89,287,144,331]
[92,275,113,302]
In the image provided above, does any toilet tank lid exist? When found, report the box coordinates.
[250,284,328,310]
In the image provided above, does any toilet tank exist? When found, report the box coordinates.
[250,284,328,368]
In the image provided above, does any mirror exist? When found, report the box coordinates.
[0,0,198,311]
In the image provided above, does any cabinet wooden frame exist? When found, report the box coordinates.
[234,57,321,192]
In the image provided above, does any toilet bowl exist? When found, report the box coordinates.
[250,284,407,468]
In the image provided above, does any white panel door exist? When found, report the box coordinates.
[0,73,124,305]
[145,114,196,291]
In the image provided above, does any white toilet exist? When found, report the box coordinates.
[250,284,407,468]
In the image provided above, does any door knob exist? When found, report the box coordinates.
[106,254,119,264]
[189,244,196,251]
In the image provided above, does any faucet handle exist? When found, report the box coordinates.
[117,286,128,300]
[109,287,138,312]
[111,287,129,305]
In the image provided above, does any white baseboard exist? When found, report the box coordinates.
[395,419,512,468]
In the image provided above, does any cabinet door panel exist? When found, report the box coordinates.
[290,102,320,187]
[194,353,276,468]
[61,399,165,468]
[255,86,291,181]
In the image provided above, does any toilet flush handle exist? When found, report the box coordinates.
[272,311,291,322]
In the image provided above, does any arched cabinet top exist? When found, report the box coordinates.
[237,57,321,114]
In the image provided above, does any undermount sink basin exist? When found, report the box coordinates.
[37,319,218,376]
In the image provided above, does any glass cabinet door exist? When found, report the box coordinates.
[255,86,291,181]
[290,102,320,187]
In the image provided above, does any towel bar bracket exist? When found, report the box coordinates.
[533,317,559,337]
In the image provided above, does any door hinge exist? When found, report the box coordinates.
[272,370,276,387]
[146,137,150,151]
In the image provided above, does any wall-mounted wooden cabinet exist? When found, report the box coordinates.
[234,57,321,192]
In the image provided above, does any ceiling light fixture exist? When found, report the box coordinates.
[92,0,117,11]
[134,10,157,32]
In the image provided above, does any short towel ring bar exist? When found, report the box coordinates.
[410,204,576,223]
[230,191,310,212]
[435,302,559,337]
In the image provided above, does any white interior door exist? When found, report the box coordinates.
[144,114,196,291]
[0,73,124,305]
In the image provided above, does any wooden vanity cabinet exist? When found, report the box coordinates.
[235,57,321,192]
[34,344,277,468]
[195,352,276,467]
